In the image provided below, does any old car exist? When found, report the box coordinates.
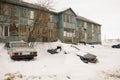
[7,41,37,60]
[112,44,120,48]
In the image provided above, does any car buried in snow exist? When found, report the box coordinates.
[6,41,37,60]
[112,44,120,48]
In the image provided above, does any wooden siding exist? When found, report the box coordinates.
[77,19,101,44]
[0,1,58,42]
[0,1,101,44]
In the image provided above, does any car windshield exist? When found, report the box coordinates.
[11,43,29,47]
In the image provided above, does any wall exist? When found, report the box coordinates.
[77,19,101,44]
[61,9,77,43]
[0,1,58,42]
[0,1,101,44]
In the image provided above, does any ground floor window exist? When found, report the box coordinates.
[4,26,9,36]
[0,25,2,36]
[87,33,92,41]
[63,28,75,43]
[63,28,75,38]
[0,25,9,37]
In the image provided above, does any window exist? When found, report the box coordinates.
[66,15,69,22]
[28,20,34,26]
[98,26,101,33]
[2,4,11,15]
[11,6,19,17]
[49,15,53,22]
[69,15,70,22]
[81,21,84,27]
[0,3,2,14]
[20,18,27,25]
[64,28,75,38]
[48,22,54,29]
[64,14,75,23]
[64,31,67,37]
[0,16,3,22]
[64,14,69,22]
[91,24,94,33]
[30,11,34,19]
[63,14,65,22]
[71,16,75,23]
[0,25,2,37]
[66,31,69,37]
[65,14,67,22]
[21,8,28,18]
[84,22,87,28]
[87,33,92,40]
[5,26,9,36]
[94,25,97,33]
[49,30,52,38]
[69,32,73,37]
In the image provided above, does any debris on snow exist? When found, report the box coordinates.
[71,45,80,51]
[47,46,62,54]
[77,53,98,63]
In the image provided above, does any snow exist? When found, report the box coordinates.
[0,41,120,80]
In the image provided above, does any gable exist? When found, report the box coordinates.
[64,9,76,16]
[58,8,77,16]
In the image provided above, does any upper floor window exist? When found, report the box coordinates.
[49,15,53,22]
[0,25,2,37]
[81,21,85,27]
[11,6,19,17]
[94,25,97,33]
[21,8,29,18]
[30,11,34,19]
[87,23,92,29]
[97,26,101,33]
[64,14,75,23]
[2,4,11,15]
[0,3,2,14]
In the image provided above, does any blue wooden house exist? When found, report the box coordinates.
[55,8,101,44]
[0,0,101,44]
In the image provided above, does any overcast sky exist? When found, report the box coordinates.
[24,0,120,40]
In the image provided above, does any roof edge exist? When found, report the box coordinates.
[77,16,101,26]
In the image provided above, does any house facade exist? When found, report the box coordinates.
[0,0,58,42]
[77,16,101,44]
[57,8,101,44]
[0,0,101,44]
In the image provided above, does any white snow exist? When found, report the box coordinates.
[0,41,120,80]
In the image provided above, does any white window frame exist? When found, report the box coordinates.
[49,15,53,22]
[30,11,34,19]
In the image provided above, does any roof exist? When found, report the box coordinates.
[1,0,47,10]
[57,8,77,16]
[77,16,101,26]
[53,8,101,25]
[1,0,101,25]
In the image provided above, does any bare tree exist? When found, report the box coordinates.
[37,0,55,10]
[28,11,50,42]
[28,0,56,43]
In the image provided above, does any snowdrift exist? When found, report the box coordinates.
[0,41,120,80]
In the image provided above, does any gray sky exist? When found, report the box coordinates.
[24,0,120,40]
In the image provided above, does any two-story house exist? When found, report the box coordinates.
[0,0,101,44]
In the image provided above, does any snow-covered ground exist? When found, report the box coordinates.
[0,41,120,80]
